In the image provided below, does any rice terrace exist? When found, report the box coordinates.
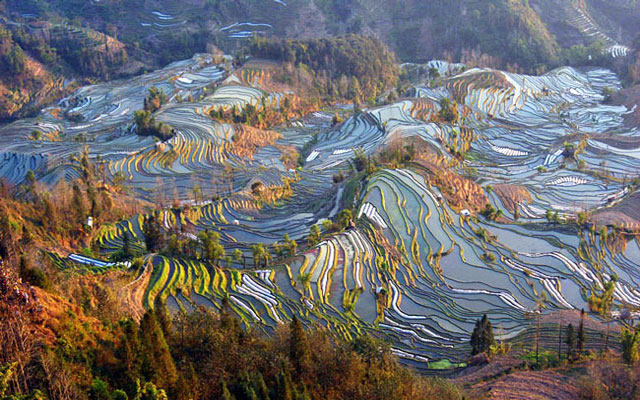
[1,0,640,399]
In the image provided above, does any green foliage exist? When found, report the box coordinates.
[18,255,50,289]
[138,382,168,400]
[251,243,271,267]
[112,390,129,400]
[378,142,417,168]
[588,276,616,316]
[521,350,560,369]
[89,379,111,400]
[307,224,322,246]
[142,213,164,253]
[198,230,225,263]
[0,363,13,398]
[139,311,178,394]
[338,209,353,230]
[249,34,398,100]
[470,314,495,355]
[438,98,459,124]
[621,327,640,365]
[133,110,174,141]
[352,148,371,173]
[565,323,576,362]
[289,316,309,378]
[480,203,502,221]
[143,88,168,113]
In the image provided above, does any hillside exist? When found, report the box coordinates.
[1,0,639,119]
[0,18,130,119]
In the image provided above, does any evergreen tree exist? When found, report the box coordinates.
[566,323,576,362]
[471,319,481,355]
[72,183,86,225]
[577,308,586,357]
[143,213,164,252]
[471,314,495,355]
[122,231,132,259]
[221,380,236,400]
[198,230,225,263]
[480,314,495,353]
[220,296,243,339]
[139,310,178,393]
[155,301,172,339]
[252,372,270,400]
[272,370,294,400]
[115,319,143,396]
[621,326,640,365]
[289,316,309,378]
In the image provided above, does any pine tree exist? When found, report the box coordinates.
[72,183,86,225]
[471,319,481,355]
[566,323,576,362]
[123,231,132,259]
[114,320,142,396]
[252,372,270,400]
[289,316,309,378]
[155,301,172,338]
[621,326,640,365]
[480,314,495,353]
[139,310,178,393]
[143,213,164,252]
[221,381,236,400]
[471,314,495,355]
[273,370,294,400]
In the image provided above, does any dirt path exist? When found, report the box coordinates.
[472,369,579,400]
[118,262,152,321]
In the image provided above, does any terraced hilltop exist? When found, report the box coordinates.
[2,39,639,374]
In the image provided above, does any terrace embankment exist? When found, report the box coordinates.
[414,159,488,213]
[611,84,640,128]
[471,369,579,400]
[118,260,153,321]
[591,191,640,230]
[493,184,533,214]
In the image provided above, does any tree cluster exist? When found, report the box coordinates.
[470,314,495,355]
[249,34,398,103]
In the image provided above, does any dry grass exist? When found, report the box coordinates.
[229,124,282,159]
[493,184,532,214]
[472,369,579,400]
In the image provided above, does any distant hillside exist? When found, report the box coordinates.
[3,0,638,69]
[0,17,129,119]
[0,0,638,118]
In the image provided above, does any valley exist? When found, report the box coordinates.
[2,46,639,372]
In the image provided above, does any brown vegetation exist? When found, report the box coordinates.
[472,369,579,400]
[592,192,640,231]
[229,124,282,159]
[415,159,488,213]
[493,184,533,214]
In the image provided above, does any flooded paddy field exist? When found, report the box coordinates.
[6,56,639,370]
